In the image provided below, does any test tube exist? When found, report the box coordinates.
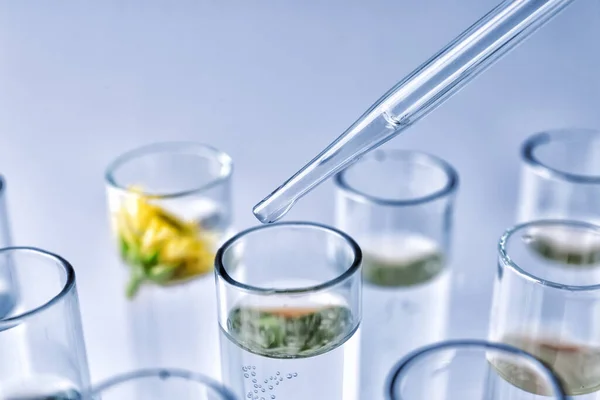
[0,247,92,399]
[105,142,234,382]
[517,128,600,259]
[334,149,457,399]
[489,220,600,398]
[386,340,567,399]
[518,128,600,223]
[88,369,237,400]
[215,222,362,400]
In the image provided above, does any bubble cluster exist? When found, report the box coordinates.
[242,367,299,400]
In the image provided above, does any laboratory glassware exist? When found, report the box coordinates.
[215,222,362,400]
[253,0,577,224]
[0,176,16,318]
[0,247,92,399]
[489,219,600,398]
[518,128,600,224]
[0,175,12,248]
[88,368,238,400]
[386,340,567,399]
[105,142,234,382]
[334,149,457,399]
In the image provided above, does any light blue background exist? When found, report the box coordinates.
[1,0,598,382]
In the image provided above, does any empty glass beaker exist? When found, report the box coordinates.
[105,142,234,381]
[0,247,92,399]
[88,368,237,400]
[386,340,567,399]
[215,222,362,400]
[518,128,600,224]
[489,220,600,398]
[334,149,457,399]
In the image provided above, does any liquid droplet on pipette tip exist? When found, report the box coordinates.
[252,196,296,224]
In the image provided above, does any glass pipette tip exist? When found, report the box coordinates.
[253,0,577,224]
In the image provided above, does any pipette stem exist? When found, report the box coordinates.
[253,0,577,224]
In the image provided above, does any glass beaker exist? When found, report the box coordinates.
[386,340,567,399]
[88,368,237,400]
[489,220,600,398]
[334,149,457,399]
[0,247,92,399]
[518,128,600,224]
[105,142,234,380]
[215,222,362,400]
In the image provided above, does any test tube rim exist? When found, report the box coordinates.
[215,221,362,295]
[521,128,600,184]
[333,149,459,207]
[105,141,234,199]
[0,246,76,327]
[499,219,600,292]
[89,368,238,399]
[385,339,567,399]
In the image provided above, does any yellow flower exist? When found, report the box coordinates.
[115,186,217,294]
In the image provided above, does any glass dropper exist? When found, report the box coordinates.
[253,0,577,224]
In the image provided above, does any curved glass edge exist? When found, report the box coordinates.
[105,142,234,199]
[498,219,600,292]
[521,128,600,184]
[385,339,567,400]
[334,149,459,207]
[88,368,237,400]
[215,221,362,295]
[0,246,76,327]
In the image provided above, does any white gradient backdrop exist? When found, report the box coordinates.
[1,0,599,382]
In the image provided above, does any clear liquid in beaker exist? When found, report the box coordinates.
[220,294,360,400]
